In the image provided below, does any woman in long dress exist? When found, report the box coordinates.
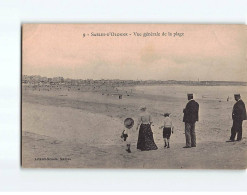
[136,106,158,151]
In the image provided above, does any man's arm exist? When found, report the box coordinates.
[196,102,199,121]
[183,102,189,113]
[239,102,247,120]
[233,102,243,120]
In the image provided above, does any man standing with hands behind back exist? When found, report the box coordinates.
[183,93,199,148]
[228,94,246,142]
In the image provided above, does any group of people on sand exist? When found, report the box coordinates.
[121,93,246,153]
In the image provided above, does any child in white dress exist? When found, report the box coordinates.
[121,118,135,153]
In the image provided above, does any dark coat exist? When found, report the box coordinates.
[232,99,247,121]
[183,99,199,123]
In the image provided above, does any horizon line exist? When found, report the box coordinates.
[22,74,247,83]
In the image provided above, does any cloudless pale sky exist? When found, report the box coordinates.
[22,24,247,81]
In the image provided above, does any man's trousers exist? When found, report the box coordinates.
[185,122,196,147]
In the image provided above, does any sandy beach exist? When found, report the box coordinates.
[22,85,247,168]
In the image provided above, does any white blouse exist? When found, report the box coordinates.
[138,112,153,125]
[163,117,173,128]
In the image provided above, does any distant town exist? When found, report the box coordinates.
[22,75,247,87]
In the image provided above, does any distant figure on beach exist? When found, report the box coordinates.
[159,113,174,149]
[227,96,229,102]
[227,94,246,142]
[183,93,199,148]
[121,118,135,153]
[136,106,158,151]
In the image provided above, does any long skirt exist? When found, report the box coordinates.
[137,124,158,151]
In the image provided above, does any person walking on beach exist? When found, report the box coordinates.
[183,93,199,148]
[136,106,158,151]
[121,118,135,153]
[159,113,174,149]
[227,94,246,142]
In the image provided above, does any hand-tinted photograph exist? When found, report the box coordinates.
[22,24,247,168]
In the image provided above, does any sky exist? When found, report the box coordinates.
[22,24,247,81]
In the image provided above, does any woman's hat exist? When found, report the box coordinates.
[124,118,134,129]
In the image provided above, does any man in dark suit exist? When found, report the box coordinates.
[183,94,199,148]
[228,94,246,142]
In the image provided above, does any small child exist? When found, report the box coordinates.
[121,118,134,153]
[160,113,174,148]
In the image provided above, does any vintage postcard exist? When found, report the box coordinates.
[22,24,247,168]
